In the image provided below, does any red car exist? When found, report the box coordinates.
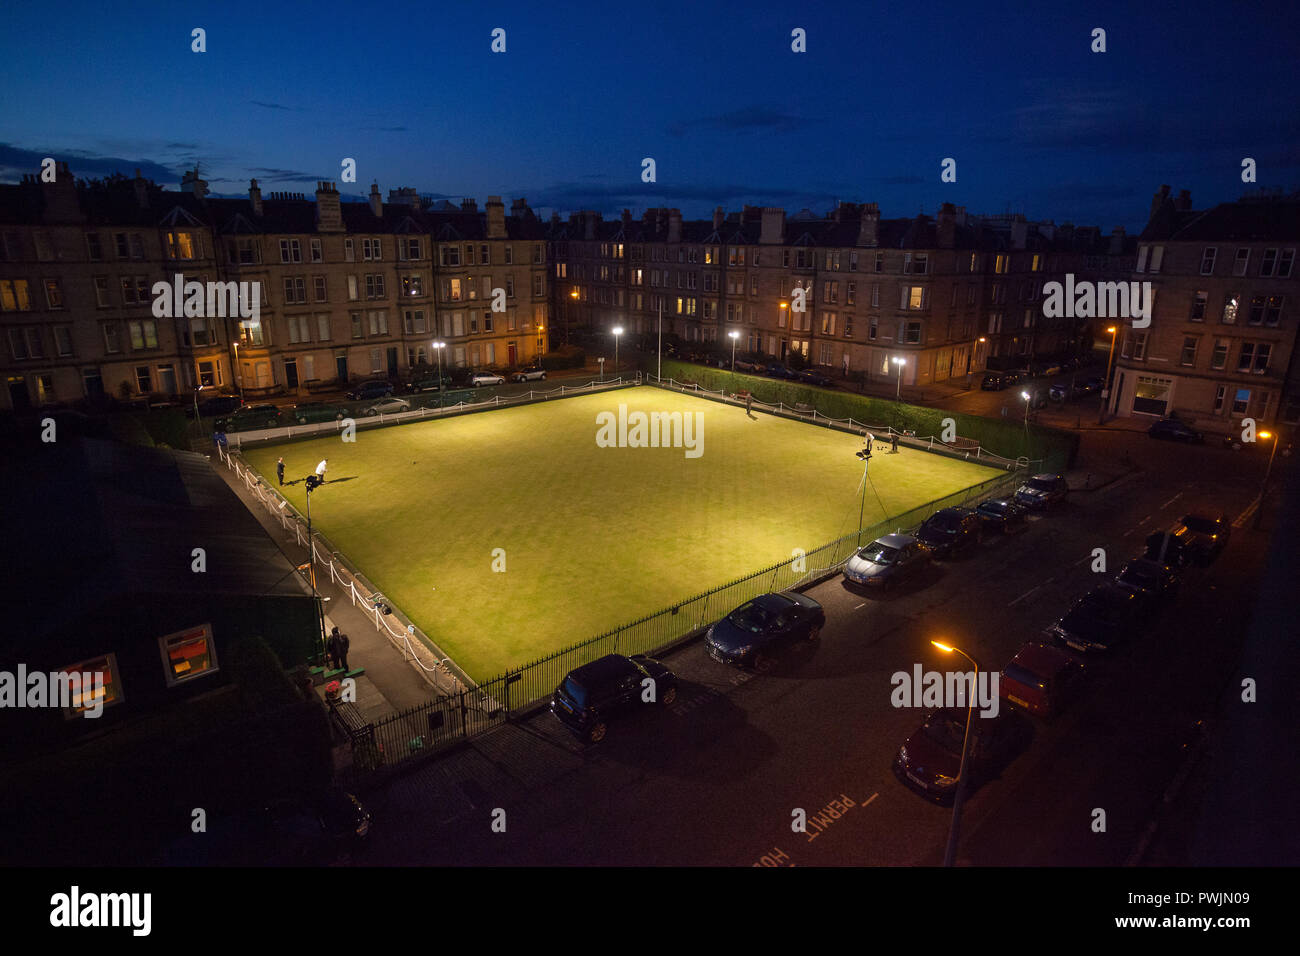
[999,641,1087,718]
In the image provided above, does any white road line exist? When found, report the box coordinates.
[1009,577,1054,607]
[1138,514,1152,525]
[854,603,866,610]
[1160,492,1183,509]
[860,792,879,808]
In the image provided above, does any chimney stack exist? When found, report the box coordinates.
[668,208,682,244]
[1149,184,1172,222]
[712,206,724,231]
[249,179,263,216]
[486,195,506,239]
[857,203,880,247]
[133,168,149,210]
[39,160,82,224]
[937,202,957,249]
[315,181,343,232]
[1109,225,1127,255]
[180,167,208,200]
[369,182,383,218]
[583,211,600,241]
[760,207,785,245]
[387,186,421,210]
[1174,189,1192,212]
[1010,214,1028,250]
[460,197,478,214]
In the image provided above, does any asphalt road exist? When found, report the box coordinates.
[351,426,1278,866]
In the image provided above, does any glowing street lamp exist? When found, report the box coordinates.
[1021,389,1032,429]
[1099,325,1118,424]
[1254,430,1282,529]
[728,329,740,371]
[931,639,978,867]
[892,355,907,400]
[612,326,623,377]
[432,340,445,410]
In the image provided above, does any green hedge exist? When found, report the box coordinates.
[647,358,1078,470]
[540,346,586,371]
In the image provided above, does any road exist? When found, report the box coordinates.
[345,421,1277,866]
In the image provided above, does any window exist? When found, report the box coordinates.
[371,348,382,373]
[159,623,218,686]
[875,252,884,273]
[0,279,33,311]
[135,365,151,392]
[1190,291,1207,321]
[1149,246,1164,274]
[532,273,544,297]
[821,312,836,335]
[86,233,103,261]
[1232,388,1250,415]
[1238,342,1271,374]
[54,325,73,356]
[903,322,921,344]
[362,238,383,261]
[533,244,543,264]
[823,280,838,303]
[1263,295,1283,326]
[1210,339,1228,370]
[317,314,331,341]
[1180,336,1198,367]
[401,274,424,297]
[368,310,388,336]
[282,277,307,304]
[846,281,856,305]
[1200,247,1217,275]
[1031,254,1042,272]
[7,327,43,360]
[365,274,386,299]
[166,231,198,260]
[901,285,927,310]
[344,238,356,262]
[843,317,853,338]
[871,283,880,308]
[280,239,302,263]
[228,238,260,265]
[347,275,359,300]
[402,309,427,334]
[43,279,63,309]
[967,284,977,306]
[313,276,327,301]
[310,238,323,262]
[504,245,513,265]
[119,276,149,305]
[128,319,158,350]
[440,244,459,267]
[129,235,145,259]
[1221,293,1239,324]
[188,317,215,347]
[994,254,1008,274]
[1131,330,1148,360]
[1133,375,1172,416]
[505,276,515,299]
[351,312,363,338]
[238,319,264,347]
[286,315,310,344]
[1278,249,1295,278]
[904,253,928,275]
[102,323,121,353]
[869,319,878,341]
[58,653,122,716]
[1233,248,1250,276]
[1213,384,1226,413]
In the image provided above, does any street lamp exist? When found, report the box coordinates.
[232,340,244,403]
[1021,389,1032,430]
[892,356,906,400]
[1099,325,1118,424]
[432,340,445,410]
[304,463,330,667]
[1253,430,1282,529]
[728,329,740,371]
[568,289,579,346]
[854,442,874,545]
[931,639,978,867]
[612,326,623,378]
[779,302,789,359]
[966,336,987,389]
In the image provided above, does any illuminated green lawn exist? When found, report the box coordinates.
[244,386,1002,681]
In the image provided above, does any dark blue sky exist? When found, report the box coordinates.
[2,0,1297,231]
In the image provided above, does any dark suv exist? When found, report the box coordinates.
[551,653,677,743]
[914,507,983,558]
[1014,473,1069,511]
[346,380,394,401]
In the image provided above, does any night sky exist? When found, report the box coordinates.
[2,0,1297,230]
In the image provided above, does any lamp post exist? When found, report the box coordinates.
[597,357,605,382]
[232,340,244,403]
[966,336,986,388]
[779,302,789,360]
[1099,325,1118,424]
[612,326,623,378]
[931,640,978,867]
[568,289,578,346]
[432,340,445,410]
[893,355,906,400]
[656,298,663,383]
[728,329,740,371]
[304,464,329,666]
[855,443,873,545]
[1021,389,1032,430]
[1253,430,1282,529]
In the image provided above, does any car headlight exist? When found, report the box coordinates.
[934,773,957,788]
[733,644,754,657]
[898,746,909,765]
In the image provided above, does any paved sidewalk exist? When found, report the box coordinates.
[207,452,441,716]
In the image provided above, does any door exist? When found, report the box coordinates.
[387,347,398,377]
[157,364,177,396]
[335,355,348,382]
[507,342,517,366]
[284,358,299,389]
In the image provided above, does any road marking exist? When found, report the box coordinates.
[1160,492,1183,509]
[1009,577,1054,607]
[1232,500,1258,528]
[860,792,879,808]
[1122,528,1134,537]
[1138,514,1152,525]
[854,603,866,610]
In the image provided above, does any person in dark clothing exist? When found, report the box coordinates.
[337,631,350,671]
[328,627,342,670]
[276,457,285,485]
[891,433,899,454]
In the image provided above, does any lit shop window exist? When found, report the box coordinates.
[58,653,123,718]
[159,623,219,686]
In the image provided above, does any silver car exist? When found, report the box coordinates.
[363,397,411,416]
[843,533,929,591]
[469,371,506,386]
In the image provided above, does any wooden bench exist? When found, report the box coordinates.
[793,403,815,416]
[328,699,372,742]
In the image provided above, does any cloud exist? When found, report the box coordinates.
[247,166,324,182]
[249,100,305,112]
[0,142,178,183]
[523,179,839,217]
[668,107,812,138]
[359,125,409,133]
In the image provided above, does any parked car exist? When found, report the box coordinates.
[1143,527,1196,569]
[216,403,282,431]
[764,362,799,380]
[510,364,547,382]
[980,374,1006,391]
[704,591,825,668]
[973,497,1027,534]
[346,380,394,401]
[404,373,452,393]
[550,653,677,743]
[915,507,983,558]
[1113,557,1180,606]
[1013,473,1069,511]
[1045,583,1147,653]
[363,397,411,416]
[187,394,243,419]
[1000,641,1088,719]
[1176,512,1230,564]
[1002,371,1021,388]
[797,368,836,388]
[1078,375,1105,394]
[469,371,506,387]
[292,401,347,425]
[1148,417,1204,443]
[1048,383,1069,403]
[842,533,930,591]
[1020,387,1048,409]
[893,706,1031,804]
[734,354,766,373]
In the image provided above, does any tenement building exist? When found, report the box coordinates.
[547,202,1133,389]
[0,166,549,411]
[1107,186,1299,431]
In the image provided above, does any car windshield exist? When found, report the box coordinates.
[981,501,1009,515]
[922,715,965,752]
[1119,566,1156,588]
[1028,478,1057,491]
[1003,662,1046,690]
[1181,516,1217,534]
[561,677,587,707]
[728,601,771,633]
[860,542,898,564]
[926,512,961,532]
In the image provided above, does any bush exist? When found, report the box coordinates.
[540,346,586,371]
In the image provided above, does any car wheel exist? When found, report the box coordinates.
[587,721,607,744]
[539,373,546,380]
[806,623,821,642]
[365,409,377,416]
[660,686,677,706]
[751,651,773,672]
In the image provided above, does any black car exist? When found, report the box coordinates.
[915,507,983,558]
[1046,583,1148,653]
[842,533,930,591]
[705,591,825,668]
[347,380,394,401]
[1143,528,1196,569]
[1078,375,1105,394]
[1177,512,1230,564]
[404,373,452,393]
[1114,557,1180,606]
[1013,473,1069,511]
[894,707,1031,804]
[550,653,677,743]
[973,497,1027,534]
[187,394,243,419]
[980,374,1006,391]
[1148,418,1204,443]
[215,403,282,432]
[764,362,799,380]
[797,368,836,387]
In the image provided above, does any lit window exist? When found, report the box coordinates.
[159,623,218,686]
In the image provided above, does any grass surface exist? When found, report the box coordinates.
[244,387,1002,680]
